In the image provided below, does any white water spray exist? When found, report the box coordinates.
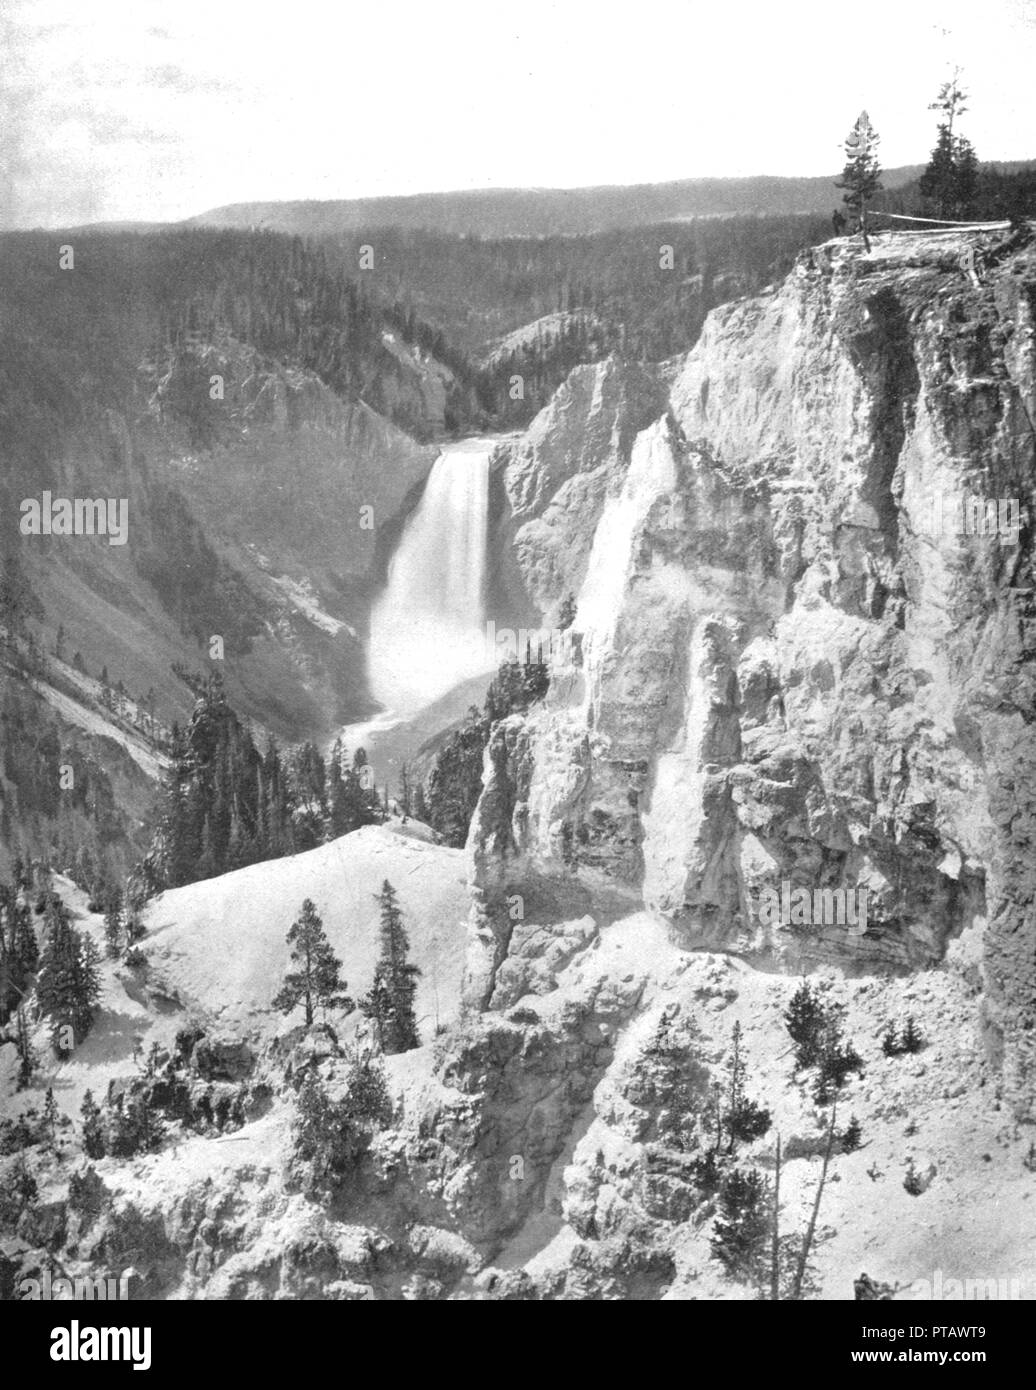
[368,439,496,716]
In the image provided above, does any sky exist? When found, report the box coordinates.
[1,0,1034,227]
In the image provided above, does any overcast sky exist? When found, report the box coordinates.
[2,0,1034,227]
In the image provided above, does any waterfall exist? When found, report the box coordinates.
[368,439,495,716]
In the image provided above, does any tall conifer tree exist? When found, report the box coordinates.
[361,880,421,1053]
[836,111,883,250]
[272,899,352,1026]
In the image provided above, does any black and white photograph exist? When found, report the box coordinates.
[1,0,1035,1346]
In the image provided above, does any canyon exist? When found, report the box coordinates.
[4,223,1035,1301]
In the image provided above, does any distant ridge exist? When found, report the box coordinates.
[49,160,1036,239]
[185,168,934,238]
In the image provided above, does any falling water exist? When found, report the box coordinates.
[368,439,495,716]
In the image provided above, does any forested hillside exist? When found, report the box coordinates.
[358,214,832,425]
[0,227,465,785]
[0,228,480,464]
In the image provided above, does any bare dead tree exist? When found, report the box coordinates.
[770,1131,781,1301]
[792,1104,837,1300]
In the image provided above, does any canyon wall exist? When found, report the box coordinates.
[466,230,1036,1119]
[18,336,439,742]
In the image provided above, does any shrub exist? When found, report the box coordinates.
[343,1058,393,1128]
[840,1115,863,1153]
[0,1109,45,1155]
[289,1057,392,1196]
[0,1155,38,1222]
[691,1148,722,1197]
[903,1158,925,1196]
[883,1015,925,1057]
[106,1092,166,1157]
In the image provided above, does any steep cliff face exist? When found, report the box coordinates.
[486,356,670,625]
[142,335,438,594]
[466,229,1036,1119]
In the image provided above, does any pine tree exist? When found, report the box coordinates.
[80,1089,106,1158]
[272,898,352,1026]
[1,1155,38,1215]
[920,125,958,218]
[921,71,976,218]
[361,972,392,1051]
[14,899,38,976]
[813,1017,864,1104]
[840,1114,863,1153]
[900,1015,924,1054]
[15,1004,36,1089]
[330,762,377,837]
[361,880,422,1054]
[327,737,343,796]
[710,1167,772,1285]
[725,1021,771,1149]
[2,896,39,1014]
[291,1068,336,1188]
[290,1055,393,1195]
[108,1091,165,1156]
[35,891,102,1055]
[104,887,123,959]
[784,979,827,1069]
[36,906,83,1056]
[952,137,979,218]
[344,1055,393,1127]
[72,935,102,1042]
[42,1087,59,1150]
[132,1092,165,1153]
[836,111,883,250]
